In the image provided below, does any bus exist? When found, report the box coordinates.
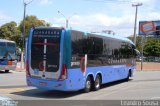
[26,27,137,92]
[0,39,17,73]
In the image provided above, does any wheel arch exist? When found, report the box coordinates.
[95,72,102,83]
[128,69,132,77]
[86,73,94,83]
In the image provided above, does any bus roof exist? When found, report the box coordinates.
[0,39,15,43]
[34,26,64,30]
[91,32,135,45]
[68,28,135,45]
[33,27,134,45]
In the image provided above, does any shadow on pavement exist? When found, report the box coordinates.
[130,79,160,83]
[11,79,132,99]
[0,70,13,74]
[11,88,84,99]
[101,79,132,89]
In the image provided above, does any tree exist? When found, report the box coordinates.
[18,15,50,37]
[0,21,22,48]
[0,16,51,49]
[128,36,160,57]
[144,37,160,56]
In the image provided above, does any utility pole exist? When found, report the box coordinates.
[23,0,34,50]
[132,3,142,46]
[21,0,34,70]
[58,11,76,28]
[23,2,26,52]
[66,19,69,28]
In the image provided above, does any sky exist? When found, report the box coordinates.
[0,0,160,37]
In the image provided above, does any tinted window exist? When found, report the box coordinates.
[31,29,61,72]
[70,31,86,68]
[7,42,16,60]
[86,35,103,67]
[71,31,135,67]
[0,42,7,59]
[71,32,104,67]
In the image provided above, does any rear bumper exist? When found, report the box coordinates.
[0,65,16,70]
[26,77,81,91]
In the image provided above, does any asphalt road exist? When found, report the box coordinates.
[0,70,160,105]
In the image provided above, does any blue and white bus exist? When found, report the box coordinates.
[0,39,17,73]
[26,27,137,92]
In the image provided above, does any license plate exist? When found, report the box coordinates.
[39,82,47,86]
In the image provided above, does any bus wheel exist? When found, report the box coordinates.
[84,76,92,93]
[5,70,9,73]
[93,75,101,91]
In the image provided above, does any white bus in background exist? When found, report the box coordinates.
[0,39,17,73]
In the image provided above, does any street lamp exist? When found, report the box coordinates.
[58,11,76,28]
[132,3,142,46]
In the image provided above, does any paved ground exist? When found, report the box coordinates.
[1,62,160,105]
[0,70,160,101]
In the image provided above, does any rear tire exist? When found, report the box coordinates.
[126,70,131,81]
[84,76,92,93]
[5,70,9,73]
[93,75,101,91]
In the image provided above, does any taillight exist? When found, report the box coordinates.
[8,61,12,65]
[58,64,67,80]
[26,60,30,77]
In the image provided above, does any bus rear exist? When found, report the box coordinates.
[26,27,70,90]
[26,28,136,92]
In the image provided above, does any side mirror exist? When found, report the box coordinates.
[134,49,140,57]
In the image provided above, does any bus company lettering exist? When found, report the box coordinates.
[33,30,60,35]
[71,62,80,67]
[48,64,57,68]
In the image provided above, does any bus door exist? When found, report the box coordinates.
[30,29,62,80]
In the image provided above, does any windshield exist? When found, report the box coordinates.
[7,42,16,60]
[0,42,7,59]
[0,42,16,60]
[31,29,61,72]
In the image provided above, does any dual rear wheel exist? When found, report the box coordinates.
[5,70,9,73]
[84,75,101,93]
[84,70,131,92]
